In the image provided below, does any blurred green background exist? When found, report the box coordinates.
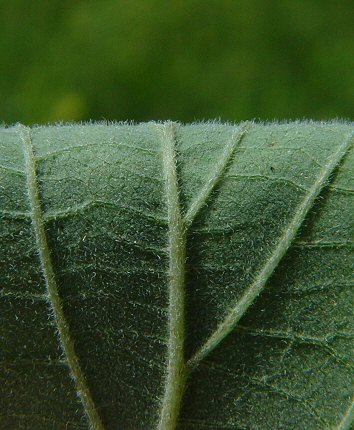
[1,0,353,125]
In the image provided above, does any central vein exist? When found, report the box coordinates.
[157,123,187,430]
[156,122,249,429]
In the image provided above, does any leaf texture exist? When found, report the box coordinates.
[0,121,353,430]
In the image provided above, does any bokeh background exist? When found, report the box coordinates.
[1,0,353,125]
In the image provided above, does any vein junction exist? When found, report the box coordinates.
[21,127,105,430]
[157,122,248,429]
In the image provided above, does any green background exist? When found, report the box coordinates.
[1,0,353,125]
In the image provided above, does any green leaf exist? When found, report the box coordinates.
[0,121,353,430]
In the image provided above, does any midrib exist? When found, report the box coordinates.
[156,123,187,430]
[21,126,105,430]
[156,123,248,429]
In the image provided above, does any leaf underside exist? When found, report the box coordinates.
[0,121,353,430]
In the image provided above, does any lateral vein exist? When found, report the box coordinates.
[184,122,250,227]
[156,122,187,430]
[337,399,354,430]
[20,126,105,430]
[187,131,354,371]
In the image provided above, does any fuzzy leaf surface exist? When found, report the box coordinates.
[0,122,353,430]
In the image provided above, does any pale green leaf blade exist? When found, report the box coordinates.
[0,121,353,430]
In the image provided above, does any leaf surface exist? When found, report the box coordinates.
[0,122,353,430]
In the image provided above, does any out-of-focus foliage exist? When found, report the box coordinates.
[1,0,353,124]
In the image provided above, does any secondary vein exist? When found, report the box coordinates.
[156,122,187,430]
[337,399,354,430]
[21,126,105,430]
[184,123,250,227]
[187,130,354,371]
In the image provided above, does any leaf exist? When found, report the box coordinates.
[0,121,353,430]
